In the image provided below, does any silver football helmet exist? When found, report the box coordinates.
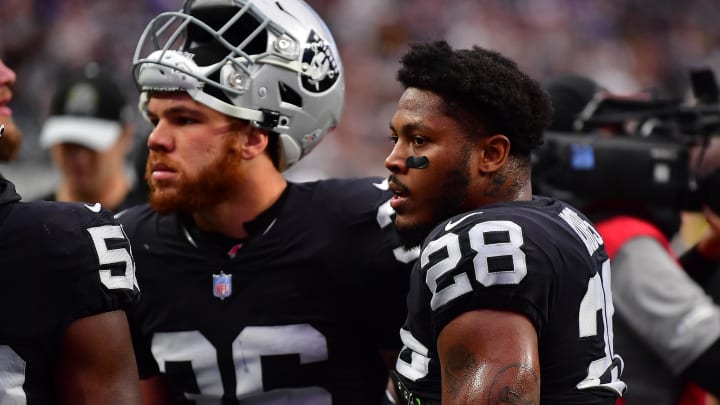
[132,0,344,170]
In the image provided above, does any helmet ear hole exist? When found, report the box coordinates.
[279,82,302,108]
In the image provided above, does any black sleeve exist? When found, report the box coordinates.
[681,336,720,397]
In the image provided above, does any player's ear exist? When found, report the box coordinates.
[475,134,510,174]
[239,126,270,160]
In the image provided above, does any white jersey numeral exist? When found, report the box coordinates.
[87,225,137,290]
[577,260,626,395]
[423,220,528,310]
[151,324,331,404]
[0,346,26,405]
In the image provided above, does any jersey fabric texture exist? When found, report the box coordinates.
[395,196,626,404]
[117,178,417,405]
[597,216,720,405]
[0,178,139,405]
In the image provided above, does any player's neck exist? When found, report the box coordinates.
[192,168,287,239]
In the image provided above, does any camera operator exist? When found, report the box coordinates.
[538,74,720,405]
[678,140,720,288]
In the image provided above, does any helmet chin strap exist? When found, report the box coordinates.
[406,156,429,169]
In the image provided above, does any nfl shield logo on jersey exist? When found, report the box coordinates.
[212,271,232,300]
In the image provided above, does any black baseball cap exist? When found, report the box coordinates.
[40,63,130,151]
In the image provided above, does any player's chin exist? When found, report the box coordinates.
[395,215,433,248]
[148,189,181,214]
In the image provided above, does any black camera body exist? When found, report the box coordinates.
[533,131,692,209]
[532,68,720,214]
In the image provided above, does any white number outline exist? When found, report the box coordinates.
[395,329,430,382]
[151,324,331,404]
[422,233,468,311]
[87,225,137,290]
[576,260,625,395]
[423,220,528,310]
[0,346,26,404]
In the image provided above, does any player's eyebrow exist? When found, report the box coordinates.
[389,121,430,134]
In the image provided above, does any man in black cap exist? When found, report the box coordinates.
[39,63,145,211]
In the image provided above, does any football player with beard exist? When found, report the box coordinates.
[116,1,417,404]
[384,41,626,404]
[0,58,21,162]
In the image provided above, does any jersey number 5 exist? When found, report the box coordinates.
[87,224,136,290]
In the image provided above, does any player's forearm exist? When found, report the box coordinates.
[140,376,172,405]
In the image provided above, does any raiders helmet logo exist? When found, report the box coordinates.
[301,31,340,93]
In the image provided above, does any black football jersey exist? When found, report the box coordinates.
[0,178,139,405]
[117,178,418,404]
[395,196,626,404]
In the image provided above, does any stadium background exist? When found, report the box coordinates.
[1,0,720,199]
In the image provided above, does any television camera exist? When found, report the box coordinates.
[532,68,720,214]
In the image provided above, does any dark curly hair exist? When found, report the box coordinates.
[397,41,552,156]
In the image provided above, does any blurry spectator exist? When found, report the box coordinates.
[38,63,145,211]
[539,73,720,405]
[128,132,151,207]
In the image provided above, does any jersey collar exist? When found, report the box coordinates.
[180,183,293,251]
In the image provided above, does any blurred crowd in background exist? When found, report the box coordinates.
[2,0,720,198]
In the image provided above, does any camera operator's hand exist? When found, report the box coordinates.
[697,206,720,260]
[679,206,720,285]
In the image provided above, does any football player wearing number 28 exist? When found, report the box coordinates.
[384,41,627,405]
[117,0,418,404]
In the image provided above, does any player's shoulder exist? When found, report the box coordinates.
[425,196,590,249]
[9,200,117,240]
[0,201,127,271]
[435,196,564,230]
[115,202,155,222]
[291,176,391,216]
[115,203,161,232]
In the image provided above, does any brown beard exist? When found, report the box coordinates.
[146,135,243,214]
[395,156,471,249]
[0,119,22,161]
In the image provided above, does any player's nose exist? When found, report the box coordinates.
[385,143,409,175]
[0,60,16,88]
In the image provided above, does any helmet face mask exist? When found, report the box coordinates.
[133,0,344,170]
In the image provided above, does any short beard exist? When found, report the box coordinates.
[0,119,22,161]
[395,163,471,249]
[147,136,243,215]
